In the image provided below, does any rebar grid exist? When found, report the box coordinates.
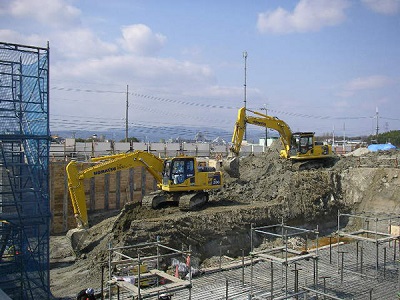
[337,211,400,279]
[136,222,399,300]
[162,241,398,300]
[106,216,400,299]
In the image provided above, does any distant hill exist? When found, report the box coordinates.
[51,125,273,144]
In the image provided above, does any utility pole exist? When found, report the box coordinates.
[125,85,129,142]
[375,107,379,139]
[261,103,268,147]
[243,51,248,141]
[343,123,346,153]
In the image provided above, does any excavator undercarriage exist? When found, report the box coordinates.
[142,191,209,210]
[291,157,338,171]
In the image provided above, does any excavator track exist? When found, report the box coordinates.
[292,160,325,171]
[292,157,337,171]
[178,192,209,211]
[142,191,167,209]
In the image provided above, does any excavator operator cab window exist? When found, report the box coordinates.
[299,135,313,154]
[170,158,194,184]
[163,160,171,185]
[291,134,313,155]
[290,136,300,156]
[186,160,194,178]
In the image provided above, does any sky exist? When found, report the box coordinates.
[1,0,399,142]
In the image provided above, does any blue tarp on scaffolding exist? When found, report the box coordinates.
[367,143,397,152]
[0,42,50,300]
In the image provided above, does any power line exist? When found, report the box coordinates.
[52,85,385,121]
[51,85,399,138]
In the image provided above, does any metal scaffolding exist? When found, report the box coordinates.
[107,238,192,299]
[0,42,50,299]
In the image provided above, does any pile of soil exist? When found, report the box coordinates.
[50,145,400,299]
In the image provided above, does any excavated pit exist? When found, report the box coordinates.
[50,145,400,299]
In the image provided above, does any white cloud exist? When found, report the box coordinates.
[347,75,393,90]
[0,29,47,47]
[53,54,214,92]
[340,75,394,97]
[0,29,25,43]
[55,28,118,59]
[257,0,350,34]
[362,0,400,15]
[118,24,166,56]
[7,0,81,28]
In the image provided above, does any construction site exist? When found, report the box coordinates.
[46,146,400,300]
[1,42,400,300]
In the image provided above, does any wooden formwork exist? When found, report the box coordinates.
[49,161,157,234]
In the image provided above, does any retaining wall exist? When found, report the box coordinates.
[49,161,157,234]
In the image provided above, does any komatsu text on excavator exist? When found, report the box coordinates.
[224,107,335,177]
[66,151,223,228]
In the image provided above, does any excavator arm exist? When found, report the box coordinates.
[66,151,164,228]
[230,107,293,158]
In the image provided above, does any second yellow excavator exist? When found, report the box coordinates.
[224,107,336,177]
[66,151,223,228]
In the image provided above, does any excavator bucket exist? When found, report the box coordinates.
[66,228,90,253]
[222,156,240,178]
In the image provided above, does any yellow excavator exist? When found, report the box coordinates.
[224,107,335,177]
[66,151,223,228]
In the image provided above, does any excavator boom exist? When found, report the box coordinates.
[66,151,164,228]
[225,107,293,177]
[230,107,292,157]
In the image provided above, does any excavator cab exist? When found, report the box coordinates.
[162,157,195,185]
[289,132,335,170]
[161,157,221,189]
[290,132,315,156]
[147,156,222,210]
[290,132,331,160]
